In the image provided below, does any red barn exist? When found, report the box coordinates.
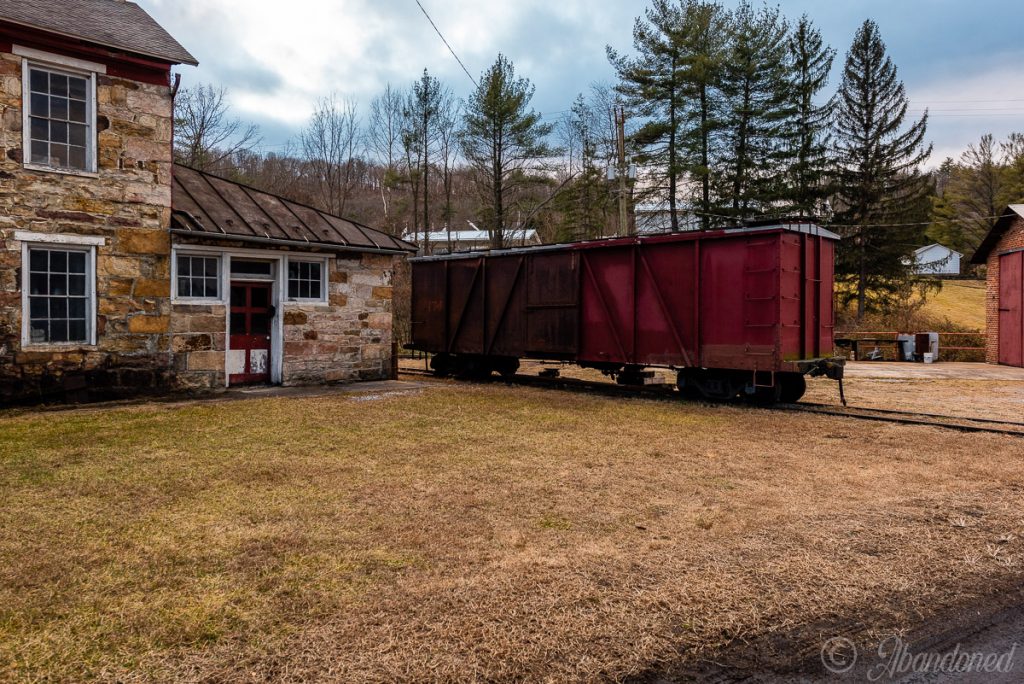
[972,205,1024,367]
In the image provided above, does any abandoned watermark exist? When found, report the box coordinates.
[821,634,1017,680]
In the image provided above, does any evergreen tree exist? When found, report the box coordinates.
[714,2,793,220]
[608,0,686,231]
[676,0,730,229]
[1000,133,1024,202]
[460,54,555,249]
[927,135,1005,257]
[784,15,835,217]
[608,0,728,231]
[832,19,931,320]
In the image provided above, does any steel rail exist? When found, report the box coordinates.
[398,368,1024,438]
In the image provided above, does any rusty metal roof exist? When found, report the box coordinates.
[0,0,198,66]
[171,164,416,254]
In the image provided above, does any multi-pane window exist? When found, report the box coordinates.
[27,247,90,344]
[176,255,220,299]
[287,260,323,300]
[27,65,92,172]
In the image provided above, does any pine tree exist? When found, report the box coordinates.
[832,19,932,320]
[714,2,793,220]
[608,0,686,231]
[460,54,555,249]
[927,135,1005,257]
[675,0,729,229]
[608,0,728,231]
[784,15,835,217]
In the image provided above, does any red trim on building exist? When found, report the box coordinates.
[0,22,172,86]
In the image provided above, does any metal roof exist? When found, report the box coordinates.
[171,165,416,254]
[913,243,962,257]
[0,0,197,66]
[970,205,1024,264]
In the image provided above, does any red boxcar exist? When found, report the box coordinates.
[408,221,844,402]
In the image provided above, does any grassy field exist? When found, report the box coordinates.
[919,279,986,330]
[2,382,1023,681]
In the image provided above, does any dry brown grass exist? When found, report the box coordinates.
[1,381,1023,682]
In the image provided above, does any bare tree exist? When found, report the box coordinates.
[301,95,363,216]
[368,85,405,232]
[173,83,261,172]
[436,94,461,252]
[403,70,447,252]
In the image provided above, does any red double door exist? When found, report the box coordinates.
[230,282,273,385]
[999,251,1024,368]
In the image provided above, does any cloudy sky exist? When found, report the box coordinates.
[141,0,1024,165]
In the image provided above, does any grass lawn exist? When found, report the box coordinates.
[916,279,987,330]
[1,382,1023,681]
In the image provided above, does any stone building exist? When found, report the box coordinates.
[0,1,414,404]
[972,205,1024,368]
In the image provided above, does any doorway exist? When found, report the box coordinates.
[998,251,1023,367]
[229,281,273,384]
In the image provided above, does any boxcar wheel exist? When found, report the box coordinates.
[430,354,455,377]
[493,357,520,381]
[778,373,807,403]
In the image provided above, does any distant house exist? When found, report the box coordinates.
[971,205,1024,367]
[0,0,415,405]
[404,222,540,254]
[909,243,962,275]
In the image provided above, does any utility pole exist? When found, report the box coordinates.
[615,106,630,236]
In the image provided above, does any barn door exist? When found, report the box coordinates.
[998,251,1024,367]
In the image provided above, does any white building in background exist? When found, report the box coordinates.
[909,243,963,275]
[404,222,541,254]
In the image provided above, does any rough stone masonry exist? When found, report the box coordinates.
[0,52,177,403]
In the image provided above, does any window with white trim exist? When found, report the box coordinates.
[25,63,95,172]
[26,246,92,344]
[287,259,325,301]
[175,254,221,300]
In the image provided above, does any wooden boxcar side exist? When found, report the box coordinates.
[409,224,841,392]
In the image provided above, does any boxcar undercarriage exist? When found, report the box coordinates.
[425,352,845,404]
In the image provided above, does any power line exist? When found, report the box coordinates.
[413,0,477,88]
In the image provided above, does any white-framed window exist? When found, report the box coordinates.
[17,231,102,347]
[22,56,97,174]
[286,257,328,303]
[173,253,222,301]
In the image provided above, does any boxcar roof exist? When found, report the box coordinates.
[409,222,839,262]
[171,165,417,254]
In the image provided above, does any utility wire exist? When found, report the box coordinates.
[413,0,478,88]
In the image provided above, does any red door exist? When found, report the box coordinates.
[999,251,1024,367]
[229,282,273,384]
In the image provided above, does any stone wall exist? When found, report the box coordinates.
[985,216,1024,363]
[170,302,227,390]
[0,50,174,404]
[282,252,396,384]
[168,247,398,389]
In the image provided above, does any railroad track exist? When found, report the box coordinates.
[398,367,1024,438]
